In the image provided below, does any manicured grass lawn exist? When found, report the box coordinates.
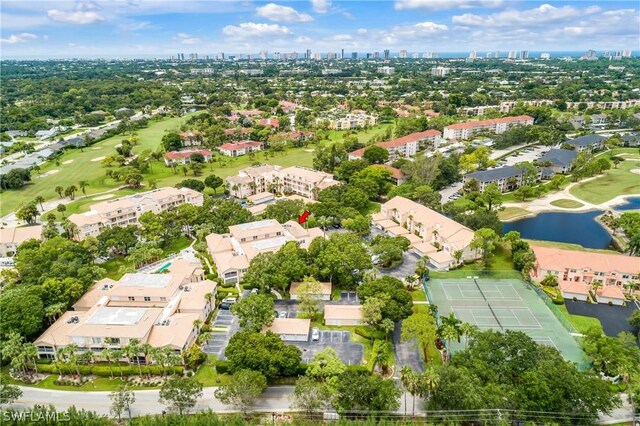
[570,150,640,204]
[498,206,531,221]
[1,115,319,217]
[556,304,603,334]
[459,245,513,271]
[1,115,193,216]
[410,290,427,301]
[523,239,620,254]
[326,123,393,145]
[193,355,232,386]
[550,199,584,209]
[1,370,159,392]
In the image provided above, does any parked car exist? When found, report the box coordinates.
[279,311,288,319]
[220,297,237,309]
[312,327,320,341]
[250,288,258,295]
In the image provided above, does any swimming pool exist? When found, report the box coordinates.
[156,262,172,273]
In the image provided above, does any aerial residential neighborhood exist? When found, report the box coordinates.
[0,1,639,425]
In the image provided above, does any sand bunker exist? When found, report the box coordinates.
[37,170,60,178]
[62,159,74,165]
[92,147,102,150]
[631,169,640,175]
[92,194,114,201]
[90,156,106,162]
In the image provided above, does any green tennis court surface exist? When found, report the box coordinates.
[426,276,586,366]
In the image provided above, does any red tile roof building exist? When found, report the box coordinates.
[218,141,264,157]
[348,129,442,160]
[443,115,534,140]
[164,149,213,166]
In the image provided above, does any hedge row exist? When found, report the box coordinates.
[36,363,184,377]
[215,360,307,377]
[354,326,386,340]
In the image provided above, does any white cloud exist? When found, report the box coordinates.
[0,32,37,45]
[391,21,449,39]
[119,20,152,31]
[47,9,106,24]
[342,11,355,20]
[223,22,292,38]
[395,0,502,11]
[310,0,331,13]
[0,13,50,29]
[452,4,601,27]
[256,3,313,22]
[174,33,201,45]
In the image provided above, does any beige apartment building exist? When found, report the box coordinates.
[443,115,534,140]
[372,197,478,270]
[34,259,216,361]
[206,219,324,284]
[0,225,43,257]
[530,245,639,305]
[69,187,204,239]
[225,165,339,200]
[348,129,442,161]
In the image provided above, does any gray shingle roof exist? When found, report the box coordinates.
[538,148,578,167]
[566,134,606,147]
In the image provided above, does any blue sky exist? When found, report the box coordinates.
[1,1,638,58]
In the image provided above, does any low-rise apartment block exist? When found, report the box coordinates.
[164,149,213,166]
[34,259,216,360]
[443,115,534,140]
[463,165,555,192]
[321,113,378,130]
[179,131,203,147]
[537,149,578,174]
[206,219,324,284]
[372,197,479,270]
[530,245,639,306]
[69,187,204,239]
[0,225,43,257]
[348,129,442,161]
[564,134,606,153]
[225,165,339,200]
[218,140,264,157]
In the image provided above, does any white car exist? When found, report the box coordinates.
[311,327,320,341]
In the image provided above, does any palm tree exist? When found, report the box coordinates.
[124,339,143,377]
[22,343,39,375]
[440,324,461,362]
[405,274,417,291]
[460,322,478,349]
[151,347,167,376]
[101,348,114,379]
[34,195,45,211]
[399,366,413,418]
[453,250,463,266]
[418,367,440,414]
[373,342,390,375]
[192,319,203,332]
[591,279,604,300]
[164,347,181,375]
[55,186,64,198]
[111,349,124,378]
[78,180,89,196]
[140,343,154,376]
[65,344,81,377]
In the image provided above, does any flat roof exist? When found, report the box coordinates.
[86,307,146,326]
[250,236,289,251]
[119,273,173,288]
[236,219,278,231]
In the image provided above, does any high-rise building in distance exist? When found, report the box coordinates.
[351,52,358,59]
[431,66,450,77]
[399,49,408,59]
[508,50,516,59]
[306,49,311,59]
[384,49,390,60]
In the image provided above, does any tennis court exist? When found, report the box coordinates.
[426,275,586,366]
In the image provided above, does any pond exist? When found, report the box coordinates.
[502,196,640,249]
[503,210,613,249]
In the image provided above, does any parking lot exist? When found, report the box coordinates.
[338,291,359,304]
[274,300,298,318]
[378,250,421,280]
[292,330,364,366]
[202,309,240,359]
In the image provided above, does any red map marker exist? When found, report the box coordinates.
[298,210,310,224]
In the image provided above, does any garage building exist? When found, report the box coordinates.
[266,318,311,342]
[324,305,363,326]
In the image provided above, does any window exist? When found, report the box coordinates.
[622,274,629,279]
[128,296,135,301]
[569,269,577,273]
[240,238,246,242]
[160,297,167,302]
[91,337,102,344]
[144,296,151,302]
[253,236,258,240]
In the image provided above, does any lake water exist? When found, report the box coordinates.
[502,196,640,249]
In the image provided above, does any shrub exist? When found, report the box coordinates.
[242,283,258,290]
[219,281,236,289]
[345,365,369,374]
[215,360,230,374]
[206,273,217,281]
[355,326,385,340]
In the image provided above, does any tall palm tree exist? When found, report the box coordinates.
[65,344,81,377]
[373,342,390,375]
[55,186,64,198]
[101,348,114,379]
[111,349,124,378]
[124,339,143,377]
[460,322,479,350]
[34,195,45,211]
[399,366,413,418]
[419,367,440,417]
[22,343,39,375]
[140,343,154,377]
[440,324,461,362]
[78,180,89,196]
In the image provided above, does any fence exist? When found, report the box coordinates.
[525,280,580,335]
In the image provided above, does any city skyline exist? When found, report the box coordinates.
[1,0,639,58]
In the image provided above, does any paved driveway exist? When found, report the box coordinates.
[204,310,240,359]
[377,250,420,280]
[274,300,298,318]
[392,322,424,373]
[565,299,640,340]
[291,330,364,366]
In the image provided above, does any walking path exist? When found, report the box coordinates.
[502,177,637,221]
